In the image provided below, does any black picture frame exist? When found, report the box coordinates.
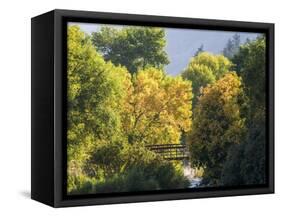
[31,9,274,207]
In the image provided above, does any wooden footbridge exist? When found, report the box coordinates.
[145,144,189,160]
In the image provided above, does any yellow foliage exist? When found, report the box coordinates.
[189,72,246,183]
[122,67,193,145]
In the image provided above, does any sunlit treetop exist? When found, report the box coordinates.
[122,67,193,146]
[182,52,233,105]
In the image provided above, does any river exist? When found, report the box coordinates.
[183,160,202,188]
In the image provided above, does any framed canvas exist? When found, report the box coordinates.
[31,9,274,207]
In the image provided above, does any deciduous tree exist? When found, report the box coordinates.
[91,26,169,74]
[122,68,193,146]
[67,25,131,191]
[182,52,232,106]
[189,72,246,185]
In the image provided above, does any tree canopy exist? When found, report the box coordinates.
[221,36,266,185]
[123,67,193,146]
[91,26,169,74]
[67,25,192,193]
[189,72,246,184]
[223,33,241,59]
[66,24,266,193]
[67,25,132,191]
[182,52,233,105]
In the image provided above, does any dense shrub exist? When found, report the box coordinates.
[94,161,190,193]
[68,160,189,194]
[68,174,93,195]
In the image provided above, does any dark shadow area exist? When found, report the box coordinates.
[19,191,31,199]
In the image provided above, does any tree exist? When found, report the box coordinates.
[222,33,241,59]
[232,36,265,108]
[193,44,204,56]
[91,26,169,74]
[67,25,132,192]
[221,36,266,185]
[182,52,233,106]
[189,72,246,185]
[122,67,193,146]
[67,26,192,194]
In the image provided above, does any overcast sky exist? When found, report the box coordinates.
[69,22,262,75]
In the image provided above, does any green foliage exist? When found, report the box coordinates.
[223,33,241,59]
[221,36,266,185]
[69,147,189,194]
[67,25,131,192]
[91,26,169,74]
[182,52,233,106]
[232,36,266,108]
[67,25,266,193]
[87,142,124,178]
[220,144,244,185]
[67,174,93,194]
[241,112,266,184]
[67,25,192,194]
[221,110,266,186]
[93,160,189,193]
[189,73,246,185]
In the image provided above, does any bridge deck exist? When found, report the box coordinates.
[145,144,189,160]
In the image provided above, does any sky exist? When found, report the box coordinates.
[69,22,261,75]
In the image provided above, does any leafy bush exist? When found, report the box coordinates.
[68,174,93,195]
[94,160,190,193]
